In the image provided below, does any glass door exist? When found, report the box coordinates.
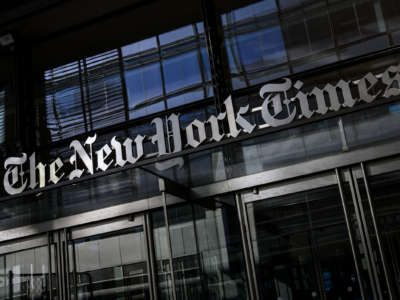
[365,165,400,299]
[0,234,57,299]
[67,214,154,300]
[240,172,368,300]
[344,156,400,300]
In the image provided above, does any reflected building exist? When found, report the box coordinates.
[0,0,398,300]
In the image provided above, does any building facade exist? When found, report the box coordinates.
[0,0,399,299]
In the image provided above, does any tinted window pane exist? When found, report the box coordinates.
[381,0,400,30]
[247,186,363,300]
[42,21,211,142]
[125,63,163,109]
[223,0,391,90]
[163,50,202,93]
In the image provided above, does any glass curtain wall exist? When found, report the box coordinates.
[42,23,211,142]
[222,0,399,90]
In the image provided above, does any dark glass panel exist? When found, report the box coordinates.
[367,170,400,298]
[42,21,211,143]
[380,0,400,30]
[343,100,400,149]
[222,0,390,90]
[283,1,333,60]
[84,50,127,130]
[44,62,85,141]
[331,0,383,45]
[247,185,362,300]
[0,167,159,231]
[162,50,202,94]
[393,30,400,45]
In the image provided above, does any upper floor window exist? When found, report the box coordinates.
[223,0,396,90]
[43,23,211,142]
[122,23,212,118]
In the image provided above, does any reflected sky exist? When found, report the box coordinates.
[44,22,211,142]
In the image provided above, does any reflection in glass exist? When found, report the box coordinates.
[84,51,127,131]
[223,0,392,89]
[45,62,86,141]
[122,22,212,119]
[363,170,400,298]
[0,167,159,231]
[0,245,56,299]
[43,22,211,142]
[343,100,400,149]
[152,210,174,300]
[247,186,362,300]
[152,199,249,300]
[69,226,149,300]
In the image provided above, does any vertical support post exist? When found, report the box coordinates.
[360,163,394,300]
[8,270,13,300]
[63,229,71,300]
[12,37,35,153]
[47,232,53,300]
[145,213,159,300]
[335,169,367,300]
[70,239,78,300]
[201,0,231,113]
[235,193,259,300]
[117,47,130,122]
[351,168,384,300]
[55,232,65,300]
[159,178,178,300]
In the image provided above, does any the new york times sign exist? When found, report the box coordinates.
[3,65,400,195]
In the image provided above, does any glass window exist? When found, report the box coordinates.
[42,22,212,142]
[0,167,159,231]
[222,0,391,90]
[331,0,384,45]
[343,100,400,149]
[122,22,212,119]
[381,0,400,30]
[84,50,126,130]
[44,62,85,141]
[223,4,288,89]
[124,61,165,118]
[286,2,334,58]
